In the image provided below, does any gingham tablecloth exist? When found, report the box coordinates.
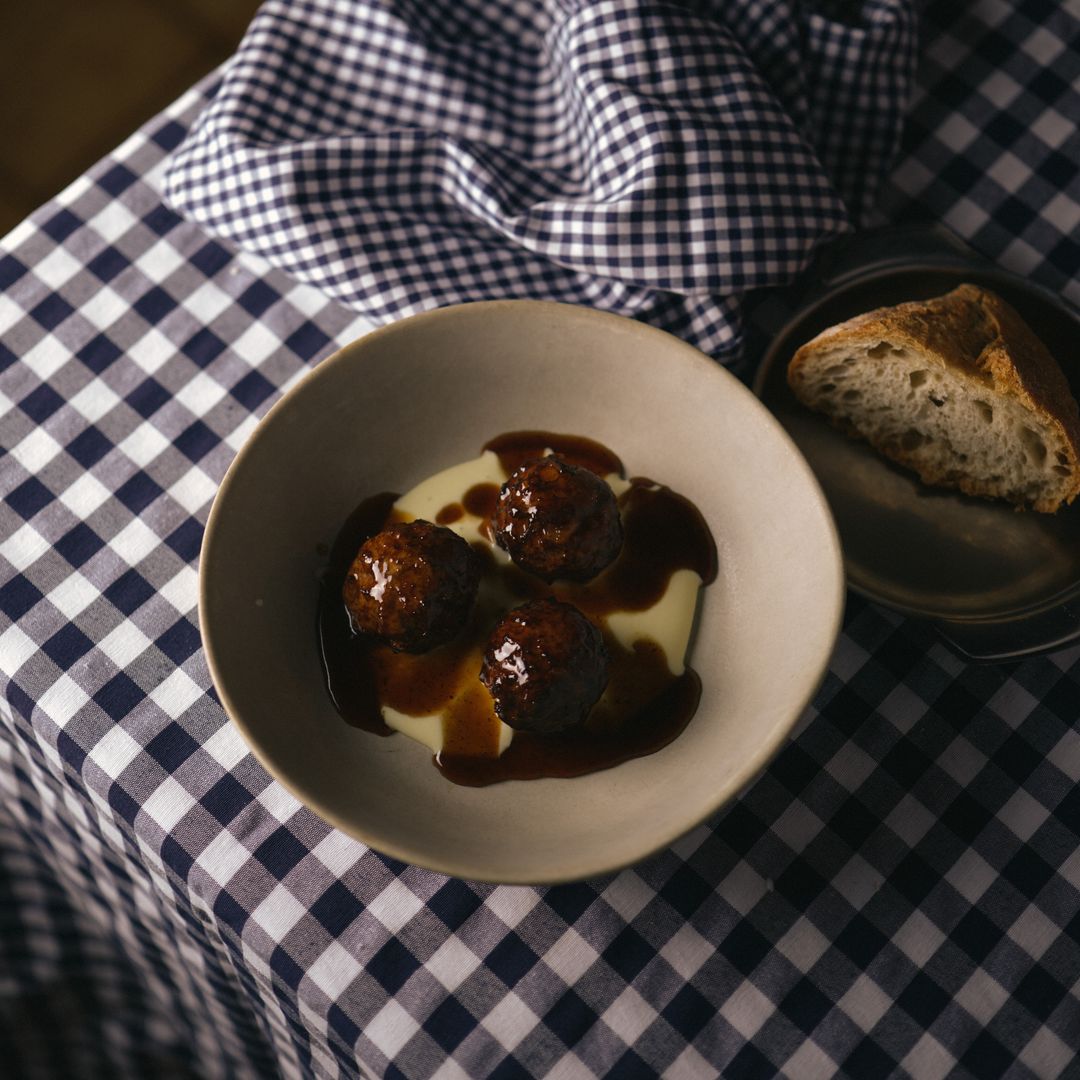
[3,2,1080,1078]
[162,0,915,360]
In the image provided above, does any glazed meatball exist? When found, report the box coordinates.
[491,455,622,582]
[480,598,609,734]
[343,520,482,652]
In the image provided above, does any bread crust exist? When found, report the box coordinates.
[787,284,1080,511]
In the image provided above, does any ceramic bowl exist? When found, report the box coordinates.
[200,301,843,884]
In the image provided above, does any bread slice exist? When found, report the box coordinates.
[787,284,1080,512]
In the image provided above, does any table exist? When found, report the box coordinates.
[3,3,1080,1077]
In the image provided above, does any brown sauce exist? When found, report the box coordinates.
[483,430,624,478]
[435,502,464,524]
[462,482,499,519]
[318,491,398,737]
[317,432,717,786]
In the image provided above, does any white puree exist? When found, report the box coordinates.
[384,451,702,755]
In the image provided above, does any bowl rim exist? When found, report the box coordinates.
[199,299,845,884]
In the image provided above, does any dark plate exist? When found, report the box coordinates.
[753,225,1080,661]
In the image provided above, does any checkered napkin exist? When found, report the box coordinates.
[164,0,917,361]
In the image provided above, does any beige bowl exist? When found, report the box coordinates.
[200,301,843,884]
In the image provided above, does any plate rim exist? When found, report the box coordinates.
[752,246,1080,656]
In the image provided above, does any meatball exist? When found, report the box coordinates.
[480,598,609,734]
[343,520,482,652]
[491,455,622,582]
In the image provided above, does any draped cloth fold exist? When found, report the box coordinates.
[165,0,916,360]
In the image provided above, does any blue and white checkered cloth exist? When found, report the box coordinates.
[4,1,1080,1077]
[164,0,916,362]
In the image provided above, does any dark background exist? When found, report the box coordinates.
[0,0,262,237]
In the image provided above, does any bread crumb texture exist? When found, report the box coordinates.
[787,284,1080,513]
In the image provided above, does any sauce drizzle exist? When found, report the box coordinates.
[317,433,716,786]
[483,430,624,478]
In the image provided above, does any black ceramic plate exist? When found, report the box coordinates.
[753,225,1080,661]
